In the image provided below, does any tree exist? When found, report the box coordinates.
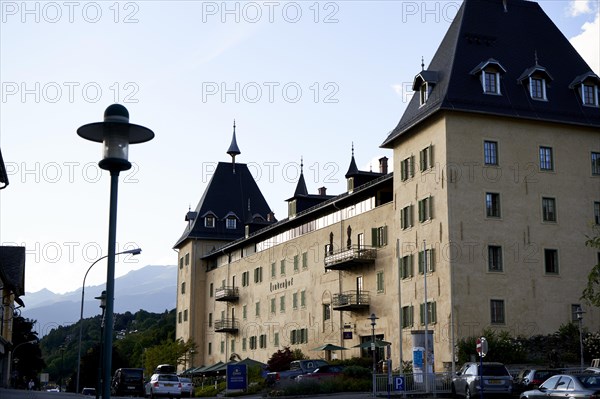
[582,227,600,306]
[267,347,295,371]
[143,338,194,376]
[11,316,45,388]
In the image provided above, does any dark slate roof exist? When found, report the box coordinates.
[0,246,26,297]
[174,162,274,247]
[345,155,359,178]
[381,0,600,147]
[293,170,309,197]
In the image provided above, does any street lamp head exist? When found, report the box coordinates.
[576,307,586,321]
[95,290,107,309]
[120,248,142,256]
[77,104,154,172]
[368,313,378,326]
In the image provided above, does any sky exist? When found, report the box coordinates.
[1,0,599,296]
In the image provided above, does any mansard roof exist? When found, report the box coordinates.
[174,161,274,247]
[382,0,600,148]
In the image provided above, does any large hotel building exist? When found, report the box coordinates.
[175,0,600,373]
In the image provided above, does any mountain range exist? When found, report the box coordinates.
[20,265,177,336]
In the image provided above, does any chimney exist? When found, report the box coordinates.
[379,156,389,174]
[318,187,327,196]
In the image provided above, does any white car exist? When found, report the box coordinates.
[178,377,193,397]
[145,374,181,399]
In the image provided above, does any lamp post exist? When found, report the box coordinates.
[78,104,154,399]
[10,339,38,388]
[59,345,65,391]
[576,307,586,371]
[76,248,141,394]
[96,291,107,399]
[368,313,378,397]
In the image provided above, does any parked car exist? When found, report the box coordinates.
[178,377,193,397]
[513,368,559,393]
[111,367,145,397]
[296,365,345,383]
[265,359,329,386]
[520,374,600,399]
[585,367,600,373]
[451,362,512,399]
[81,387,96,396]
[145,374,182,399]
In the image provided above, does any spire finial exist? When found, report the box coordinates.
[227,119,241,173]
[421,56,425,71]
[300,156,304,174]
[351,142,355,157]
[534,50,539,65]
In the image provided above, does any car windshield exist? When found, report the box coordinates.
[479,365,509,376]
[180,378,191,383]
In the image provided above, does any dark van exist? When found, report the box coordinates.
[154,364,176,374]
[111,368,145,397]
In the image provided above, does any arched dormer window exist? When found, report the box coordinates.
[470,59,507,95]
[224,212,239,229]
[412,71,438,106]
[518,66,553,101]
[570,72,600,107]
[201,211,217,228]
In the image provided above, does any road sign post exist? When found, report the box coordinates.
[476,337,487,399]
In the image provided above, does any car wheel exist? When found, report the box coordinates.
[465,386,471,399]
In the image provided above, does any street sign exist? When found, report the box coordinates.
[476,337,488,357]
[394,376,405,391]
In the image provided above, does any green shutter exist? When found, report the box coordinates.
[429,196,434,220]
[410,156,415,177]
[418,251,424,274]
[371,228,378,247]
[420,303,425,325]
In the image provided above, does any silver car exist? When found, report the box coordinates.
[145,374,181,399]
[451,362,512,399]
[520,374,600,399]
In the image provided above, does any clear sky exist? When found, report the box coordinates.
[1,0,598,295]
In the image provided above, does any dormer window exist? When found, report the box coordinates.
[470,59,506,96]
[205,215,215,228]
[569,72,600,107]
[226,217,237,229]
[518,65,552,101]
[412,70,438,106]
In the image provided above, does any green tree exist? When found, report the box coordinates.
[143,338,194,376]
[267,347,295,371]
[11,316,45,388]
[582,227,600,306]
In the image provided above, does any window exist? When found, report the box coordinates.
[259,334,267,349]
[293,292,298,309]
[208,313,212,327]
[376,271,385,293]
[542,197,557,222]
[183,309,188,321]
[419,145,434,171]
[490,299,505,324]
[486,193,501,218]
[539,146,554,171]
[181,282,186,295]
[418,196,433,222]
[544,249,559,274]
[226,216,237,229]
[242,337,247,351]
[274,332,280,347]
[488,245,503,272]
[401,305,414,328]
[271,262,276,278]
[231,339,235,354]
[372,226,388,247]
[484,141,498,166]
[400,156,415,181]
[420,82,432,105]
[254,267,263,283]
[400,254,414,279]
[594,202,600,225]
[179,257,183,269]
[592,152,600,175]
[242,271,249,287]
[185,253,190,265]
[530,77,547,100]
[208,342,212,355]
[300,290,306,308]
[242,305,247,320]
[347,177,354,193]
[255,302,260,317]
[280,296,286,313]
[220,341,224,354]
[270,298,276,314]
[291,328,308,345]
[483,70,500,94]
[205,215,215,228]
[249,336,257,350]
[572,304,582,323]
[302,252,308,269]
[178,312,182,323]
[323,304,331,321]
[209,283,214,297]
[418,249,435,274]
[581,84,599,107]
[400,205,414,229]
[420,301,437,324]
[280,259,286,275]
[293,255,299,272]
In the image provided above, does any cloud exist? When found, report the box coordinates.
[567,0,593,17]
[570,9,600,74]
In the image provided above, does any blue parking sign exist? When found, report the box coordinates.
[394,376,405,391]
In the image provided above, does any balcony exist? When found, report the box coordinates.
[324,245,377,271]
[214,286,239,302]
[332,290,370,311]
[214,318,239,333]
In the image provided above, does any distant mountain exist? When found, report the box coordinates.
[20,265,176,336]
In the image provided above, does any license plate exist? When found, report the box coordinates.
[165,384,173,387]
[127,386,135,390]
[487,380,502,385]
